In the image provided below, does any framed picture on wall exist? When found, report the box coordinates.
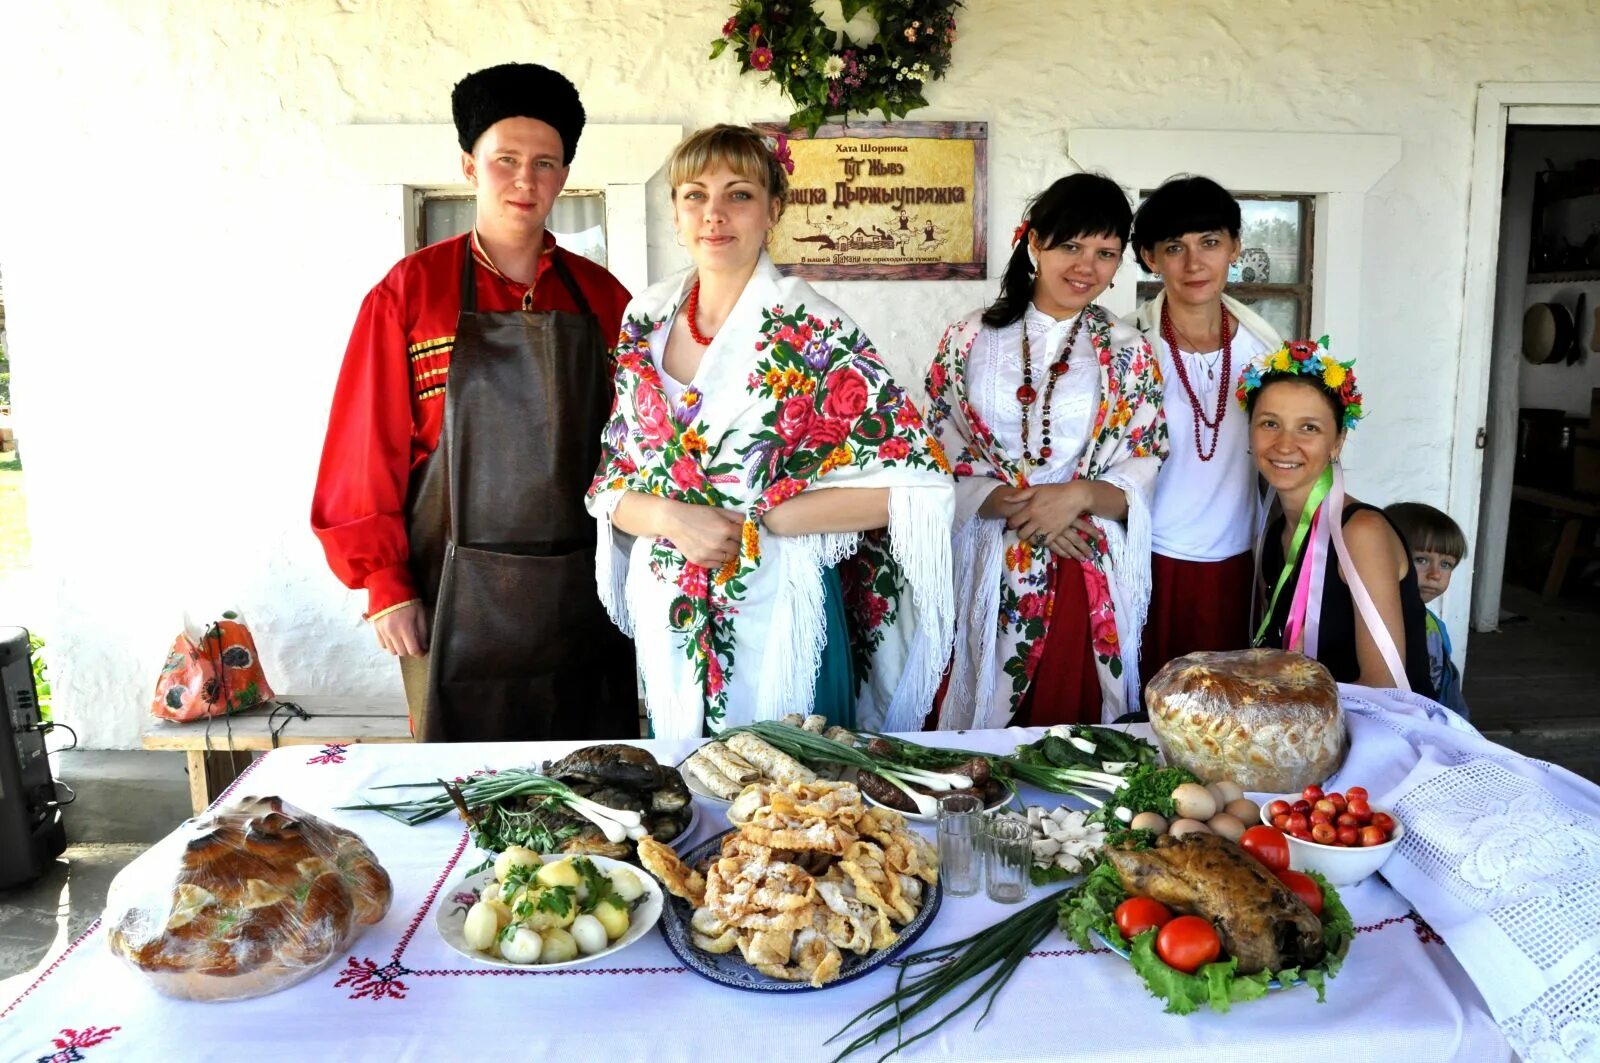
[756,121,987,281]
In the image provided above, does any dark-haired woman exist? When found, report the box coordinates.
[1243,342,1435,696]
[1130,175,1283,681]
[925,174,1168,729]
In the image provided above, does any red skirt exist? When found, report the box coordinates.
[1014,558,1101,727]
[1139,550,1254,685]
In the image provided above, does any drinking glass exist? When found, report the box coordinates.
[983,815,1031,904]
[936,793,984,897]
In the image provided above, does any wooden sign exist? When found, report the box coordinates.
[757,121,987,281]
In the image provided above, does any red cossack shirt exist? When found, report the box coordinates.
[311,230,630,617]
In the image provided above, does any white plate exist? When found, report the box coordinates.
[678,746,743,805]
[436,855,664,970]
[862,787,1014,824]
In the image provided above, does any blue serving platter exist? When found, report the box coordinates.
[657,828,944,992]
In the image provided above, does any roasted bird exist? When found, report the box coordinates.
[1107,833,1323,973]
[537,744,694,858]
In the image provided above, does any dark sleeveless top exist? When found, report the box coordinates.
[1262,502,1436,698]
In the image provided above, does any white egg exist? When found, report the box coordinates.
[462,902,500,952]
[499,927,544,965]
[608,867,645,903]
[570,914,609,955]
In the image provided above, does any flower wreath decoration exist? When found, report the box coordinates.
[711,0,961,133]
[1236,336,1366,430]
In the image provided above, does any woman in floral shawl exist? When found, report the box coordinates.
[926,174,1167,728]
[585,125,953,740]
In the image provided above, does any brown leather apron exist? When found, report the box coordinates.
[404,240,638,742]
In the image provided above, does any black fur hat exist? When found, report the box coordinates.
[451,63,586,164]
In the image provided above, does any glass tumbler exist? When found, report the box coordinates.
[936,793,985,898]
[983,815,1031,904]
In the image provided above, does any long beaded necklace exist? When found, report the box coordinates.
[684,280,716,346]
[1018,313,1085,467]
[1160,301,1233,462]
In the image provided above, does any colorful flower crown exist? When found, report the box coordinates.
[1235,336,1365,430]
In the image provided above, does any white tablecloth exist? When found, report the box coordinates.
[1,728,1512,1063]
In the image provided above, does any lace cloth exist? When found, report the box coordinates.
[1333,686,1600,1062]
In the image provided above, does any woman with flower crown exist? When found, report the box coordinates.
[1243,341,1435,695]
[925,174,1168,728]
[1129,177,1283,679]
[585,125,954,739]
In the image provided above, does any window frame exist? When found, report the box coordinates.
[410,187,610,264]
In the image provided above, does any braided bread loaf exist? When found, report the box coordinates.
[106,795,391,1000]
[1145,649,1346,793]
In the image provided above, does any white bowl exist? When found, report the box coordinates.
[1259,800,1403,886]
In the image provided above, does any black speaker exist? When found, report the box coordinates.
[0,626,66,888]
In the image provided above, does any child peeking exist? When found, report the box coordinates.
[1384,502,1469,717]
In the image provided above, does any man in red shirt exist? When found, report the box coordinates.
[312,63,639,742]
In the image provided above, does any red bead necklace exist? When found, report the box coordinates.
[1160,301,1232,462]
[684,280,716,346]
[1018,313,1084,466]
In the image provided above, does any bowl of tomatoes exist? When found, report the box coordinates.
[1259,785,1403,886]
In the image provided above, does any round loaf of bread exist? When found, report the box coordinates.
[105,795,392,1001]
[1146,649,1347,793]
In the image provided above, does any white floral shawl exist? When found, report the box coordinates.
[585,254,954,740]
[925,305,1167,727]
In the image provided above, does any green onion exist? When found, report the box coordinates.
[828,888,1070,1061]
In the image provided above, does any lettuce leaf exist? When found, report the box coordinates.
[1057,860,1128,950]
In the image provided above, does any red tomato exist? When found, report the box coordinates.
[1301,785,1324,803]
[1347,798,1373,823]
[1327,792,1348,812]
[1336,812,1361,829]
[1156,916,1222,974]
[1292,799,1313,816]
[1267,799,1292,818]
[1286,812,1309,834]
[1311,822,1337,844]
[1313,799,1338,817]
[1239,825,1291,872]
[1277,869,1325,916]
[1290,826,1313,841]
[1271,813,1291,831]
[1310,809,1333,827]
[1115,897,1174,939]
[1371,812,1397,836]
[1337,825,1360,846]
[1347,786,1369,802]
[1359,825,1388,847]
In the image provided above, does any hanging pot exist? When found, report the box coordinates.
[1523,302,1574,365]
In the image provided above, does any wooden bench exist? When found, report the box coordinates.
[142,696,412,813]
[1512,484,1600,602]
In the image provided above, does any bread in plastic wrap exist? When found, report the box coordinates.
[104,795,392,1001]
[1145,649,1347,793]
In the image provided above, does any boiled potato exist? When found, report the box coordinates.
[499,926,544,965]
[1168,818,1213,837]
[593,896,630,941]
[608,867,645,904]
[1130,811,1168,834]
[494,845,542,883]
[484,897,513,930]
[462,902,499,952]
[536,858,583,890]
[539,928,579,964]
[1207,812,1246,842]
[521,889,578,931]
[571,914,608,955]
[498,882,531,909]
[1171,783,1217,822]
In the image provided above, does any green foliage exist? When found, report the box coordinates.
[709,0,962,132]
[28,633,50,722]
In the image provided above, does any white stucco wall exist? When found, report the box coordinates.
[0,0,1595,747]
